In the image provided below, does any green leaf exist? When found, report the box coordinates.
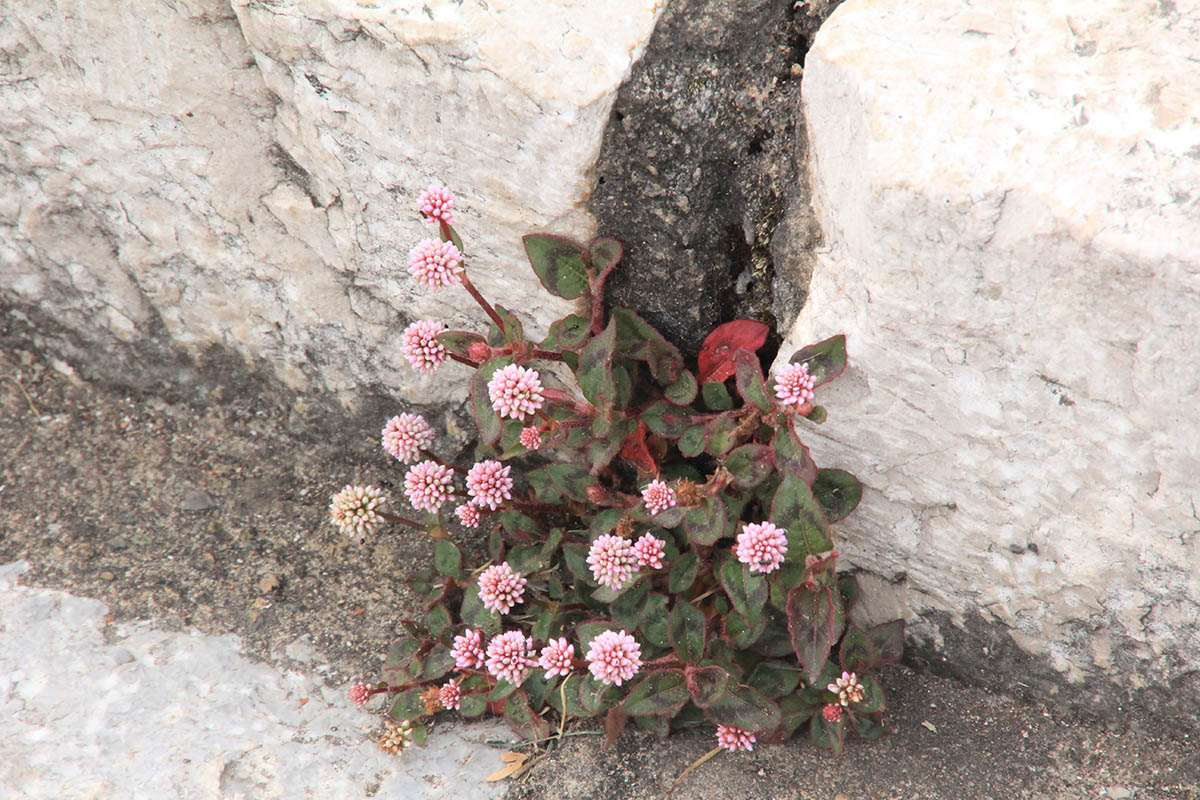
[577,318,617,411]
[733,349,771,412]
[770,474,834,561]
[526,466,563,504]
[704,683,781,734]
[542,313,590,351]
[620,670,690,716]
[810,710,845,756]
[725,444,773,489]
[388,688,426,721]
[776,692,819,737]
[747,661,803,699]
[588,237,623,277]
[855,674,887,713]
[609,579,651,630]
[610,308,683,384]
[578,675,622,714]
[641,401,691,439]
[838,574,860,615]
[523,234,590,300]
[488,679,520,701]
[543,463,597,503]
[678,424,707,457]
[867,619,906,667]
[504,690,551,742]
[770,425,818,485]
[493,304,525,348]
[808,405,828,424]
[459,691,487,717]
[688,665,730,707]
[682,497,725,546]
[437,329,487,359]
[590,509,625,538]
[853,713,888,740]
[639,594,671,649]
[381,637,422,685]
[717,559,767,621]
[704,413,741,457]
[789,334,848,388]
[547,675,592,717]
[433,540,462,578]
[588,416,635,473]
[787,584,838,684]
[500,510,546,540]
[531,607,559,642]
[471,357,511,445]
[723,611,766,649]
[812,469,863,523]
[562,543,593,585]
[839,627,874,674]
[421,643,455,680]
[424,604,452,639]
[668,553,700,593]
[665,370,698,405]
[506,544,547,576]
[753,612,797,658]
[668,601,708,664]
[632,712,672,739]
[460,585,501,634]
[701,381,733,411]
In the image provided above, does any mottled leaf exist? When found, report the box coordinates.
[523,233,589,299]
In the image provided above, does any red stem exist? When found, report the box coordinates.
[459,271,506,331]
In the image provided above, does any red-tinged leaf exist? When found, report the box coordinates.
[605,707,629,749]
[697,320,770,383]
[619,420,657,473]
[523,234,590,300]
[789,334,847,388]
[787,584,838,684]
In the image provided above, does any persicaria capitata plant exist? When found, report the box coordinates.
[332,185,904,760]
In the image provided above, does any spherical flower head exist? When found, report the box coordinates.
[641,480,677,515]
[403,459,454,514]
[827,670,866,707]
[585,629,641,686]
[587,534,637,591]
[538,637,575,679]
[379,720,414,755]
[478,561,527,615]
[348,682,371,707]
[438,679,462,711]
[487,364,545,421]
[715,724,756,753]
[407,238,464,290]
[467,341,491,363]
[632,533,666,569]
[381,413,434,464]
[451,628,486,669]
[774,361,816,408]
[485,630,536,685]
[455,503,481,528]
[329,485,385,542]
[735,521,789,574]
[822,702,844,723]
[519,426,542,451]
[401,319,448,373]
[466,459,513,511]
[417,183,456,225]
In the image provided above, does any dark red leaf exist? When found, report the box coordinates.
[619,420,657,473]
[697,320,770,384]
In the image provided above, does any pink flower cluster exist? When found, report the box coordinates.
[407,238,464,290]
[381,413,434,464]
[466,460,513,510]
[519,426,542,450]
[455,503,480,528]
[329,485,385,541]
[485,630,536,684]
[438,679,462,711]
[641,480,676,515]
[451,629,486,669]
[417,184,455,225]
[348,682,371,707]
[538,637,575,679]
[632,534,666,569]
[734,521,788,574]
[587,534,637,591]
[822,703,843,723]
[715,724,756,752]
[585,629,641,686]
[828,670,866,707]
[401,320,448,373]
[774,361,815,408]
[487,364,544,421]
[477,562,527,615]
[404,459,454,513]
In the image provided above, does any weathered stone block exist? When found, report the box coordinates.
[786,0,1200,722]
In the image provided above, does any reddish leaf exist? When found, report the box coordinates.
[697,320,770,384]
[619,420,657,473]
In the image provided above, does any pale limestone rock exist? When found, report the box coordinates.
[787,0,1200,687]
[1,0,664,406]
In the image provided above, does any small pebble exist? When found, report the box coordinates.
[100,571,116,582]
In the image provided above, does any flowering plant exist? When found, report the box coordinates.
[336,185,903,759]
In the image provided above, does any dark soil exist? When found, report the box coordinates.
[2,344,1197,800]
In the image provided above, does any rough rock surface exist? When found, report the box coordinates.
[588,0,838,355]
[785,0,1200,724]
[0,0,664,407]
[0,560,511,799]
